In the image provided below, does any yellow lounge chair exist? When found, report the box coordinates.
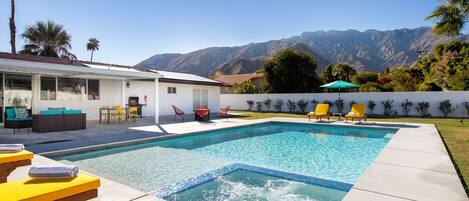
[0,172,100,201]
[306,104,330,121]
[345,104,367,122]
[0,150,33,183]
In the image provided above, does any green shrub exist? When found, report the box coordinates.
[246,100,254,111]
[335,99,344,113]
[274,99,284,112]
[368,101,376,114]
[416,101,431,117]
[401,99,413,117]
[323,100,334,108]
[287,100,297,113]
[464,102,469,116]
[297,100,309,113]
[438,99,454,118]
[263,99,272,111]
[310,99,318,110]
[349,100,356,109]
[235,80,256,94]
[256,101,263,112]
[381,100,395,116]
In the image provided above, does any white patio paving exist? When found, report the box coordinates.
[4,116,468,201]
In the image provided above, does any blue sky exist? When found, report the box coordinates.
[0,0,455,65]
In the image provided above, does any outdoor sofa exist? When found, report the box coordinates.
[32,108,86,133]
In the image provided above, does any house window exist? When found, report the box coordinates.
[40,77,57,100]
[193,89,208,110]
[5,74,32,108]
[87,80,100,100]
[57,78,86,100]
[167,87,176,94]
[5,74,31,90]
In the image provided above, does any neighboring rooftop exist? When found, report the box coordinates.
[0,52,223,86]
[213,72,263,85]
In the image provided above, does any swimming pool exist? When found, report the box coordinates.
[56,122,396,199]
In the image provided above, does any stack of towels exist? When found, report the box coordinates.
[0,144,24,153]
[0,144,79,179]
[29,165,79,179]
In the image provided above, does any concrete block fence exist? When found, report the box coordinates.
[220,91,469,118]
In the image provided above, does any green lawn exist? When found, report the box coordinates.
[232,111,469,192]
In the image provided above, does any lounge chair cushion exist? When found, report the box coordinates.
[0,150,33,164]
[0,172,100,201]
[345,104,366,118]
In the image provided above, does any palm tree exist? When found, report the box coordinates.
[86,38,100,62]
[9,0,16,53]
[19,20,76,59]
[332,63,357,82]
[426,0,468,36]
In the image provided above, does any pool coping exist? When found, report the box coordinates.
[32,117,468,201]
[38,118,398,158]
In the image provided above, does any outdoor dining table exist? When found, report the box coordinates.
[99,107,129,124]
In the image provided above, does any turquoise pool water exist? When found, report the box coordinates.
[57,122,396,197]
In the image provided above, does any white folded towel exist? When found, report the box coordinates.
[28,165,79,179]
[0,144,24,153]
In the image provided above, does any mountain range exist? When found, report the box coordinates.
[136,27,468,77]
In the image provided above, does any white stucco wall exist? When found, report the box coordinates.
[220,92,469,117]
[32,75,123,120]
[30,76,221,120]
[125,81,220,116]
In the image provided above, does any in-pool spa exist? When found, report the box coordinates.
[56,122,397,200]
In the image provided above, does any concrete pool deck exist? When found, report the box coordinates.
[7,117,468,201]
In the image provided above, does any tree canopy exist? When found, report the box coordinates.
[426,0,468,36]
[235,80,257,94]
[263,49,322,93]
[19,20,76,59]
[417,40,469,90]
[320,63,357,83]
[86,38,100,62]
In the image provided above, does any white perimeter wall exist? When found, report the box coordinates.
[126,81,220,116]
[220,92,469,117]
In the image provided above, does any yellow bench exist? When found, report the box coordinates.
[306,104,330,121]
[0,172,100,201]
[345,104,367,122]
[0,151,33,183]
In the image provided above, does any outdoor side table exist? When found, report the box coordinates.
[332,113,343,120]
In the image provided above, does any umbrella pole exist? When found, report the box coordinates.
[339,88,341,100]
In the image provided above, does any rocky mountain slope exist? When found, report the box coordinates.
[136,27,468,76]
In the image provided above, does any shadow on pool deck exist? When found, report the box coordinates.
[0,114,229,153]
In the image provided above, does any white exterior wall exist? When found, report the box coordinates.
[125,81,220,116]
[31,77,220,120]
[32,75,123,120]
[220,92,469,117]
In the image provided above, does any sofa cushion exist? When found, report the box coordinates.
[48,107,66,111]
[63,110,81,114]
[15,108,29,118]
[5,108,16,119]
[40,110,63,115]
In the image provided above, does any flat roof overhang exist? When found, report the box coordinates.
[0,58,162,80]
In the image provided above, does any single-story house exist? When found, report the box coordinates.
[213,72,264,94]
[0,52,224,124]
